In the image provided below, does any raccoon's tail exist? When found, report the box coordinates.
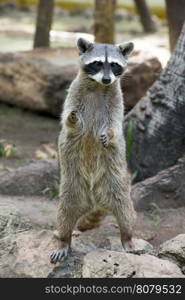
[77,209,106,232]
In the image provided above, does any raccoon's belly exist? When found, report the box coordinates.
[78,134,105,188]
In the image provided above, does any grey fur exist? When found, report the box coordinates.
[50,39,136,263]
[78,38,133,66]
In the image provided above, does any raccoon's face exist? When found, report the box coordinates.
[77,38,134,85]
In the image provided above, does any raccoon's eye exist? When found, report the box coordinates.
[111,62,123,76]
[83,61,103,75]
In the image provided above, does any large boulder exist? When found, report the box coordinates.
[0,228,98,278]
[158,234,185,271]
[0,220,184,278]
[0,226,154,278]
[82,249,184,278]
[0,230,56,277]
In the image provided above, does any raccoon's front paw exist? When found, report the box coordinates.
[69,111,78,123]
[100,133,109,147]
[66,111,78,128]
[100,129,114,147]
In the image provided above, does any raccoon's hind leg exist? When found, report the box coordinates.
[111,188,136,252]
[96,173,136,252]
[50,192,89,264]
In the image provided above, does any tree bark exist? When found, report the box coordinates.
[165,0,185,51]
[132,156,185,211]
[124,22,185,183]
[33,0,54,48]
[0,52,160,116]
[134,0,157,33]
[94,0,116,44]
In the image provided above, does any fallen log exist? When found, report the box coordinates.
[0,159,58,196]
[0,51,161,116]
[0,53,77,116]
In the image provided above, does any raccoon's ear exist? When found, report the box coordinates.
[77,38,93,55]
[118,42,134,58]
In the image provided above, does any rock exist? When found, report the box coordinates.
[0,230,56,277]
[0,229,97,278]
[108,236,153,253]
[0,222,156,278]
[132,158,185,210]
[82,249,184,278]
[0,222,183,278]
[131,238,154,252]
[158,234,185,271]
[0,159,58,196]
[48,252,83,278]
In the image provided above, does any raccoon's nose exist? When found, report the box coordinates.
[102,76,111,85]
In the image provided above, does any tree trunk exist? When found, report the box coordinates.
[132,156,185,211]
[124,22,185,183]
[33,0,54,48]
[94,0,116,44]
[165,0,185,51]
[134,0,157,33]
[0,52,160,116]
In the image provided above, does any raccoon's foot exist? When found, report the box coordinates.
[100,128,114,147]
[50,242,70,264]
[66,111,78,128]
[122,237,135,252]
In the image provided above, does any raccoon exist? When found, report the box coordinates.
[50,38,136,264]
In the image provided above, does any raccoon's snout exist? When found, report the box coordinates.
[102,76,111,85]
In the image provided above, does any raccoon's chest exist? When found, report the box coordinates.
[81,95,110,134]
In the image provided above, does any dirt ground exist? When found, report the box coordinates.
[0,104,59,170]
[0,103,185,247]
